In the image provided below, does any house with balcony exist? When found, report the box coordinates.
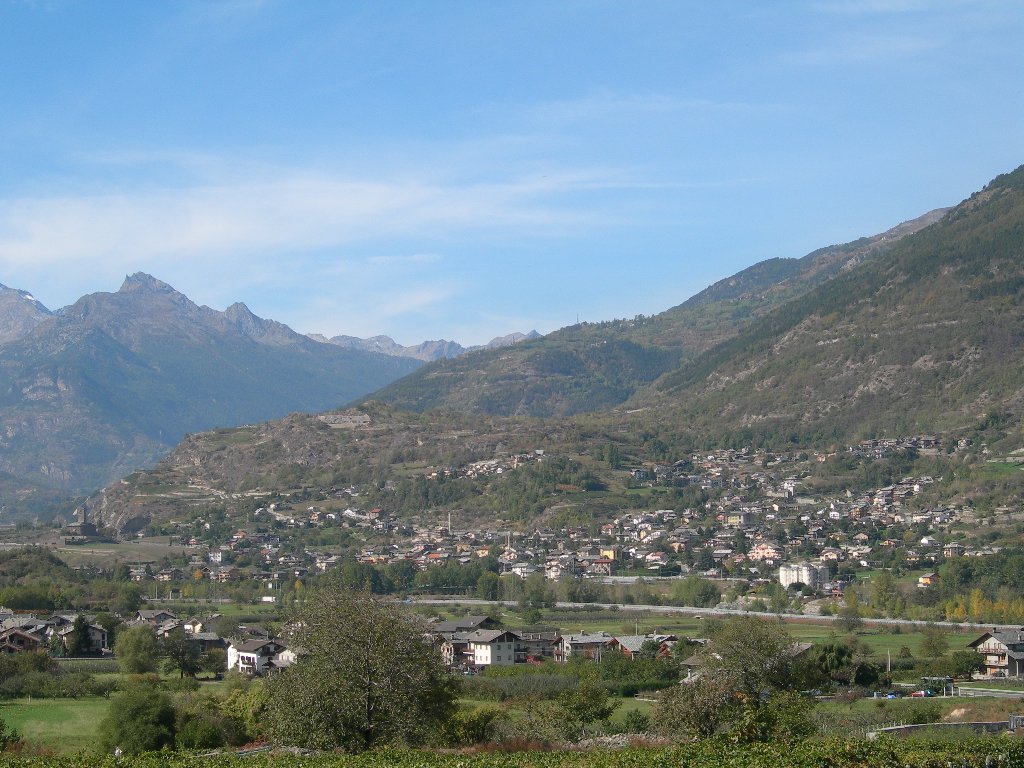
[465,629,520,667]
[227,638,294,675]
[968,629,1024,677]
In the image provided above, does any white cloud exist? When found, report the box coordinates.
[0,170,598,271]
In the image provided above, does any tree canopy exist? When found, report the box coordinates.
[114,625,158,674]
[263,587,458,752]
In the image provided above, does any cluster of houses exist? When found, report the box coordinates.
[93,434,989,613]
[427,614,679,672]
[9,601,1024,683]
[49,431,1004,656]
[0,606,296,676]
[846,435,943,460]
[0,609,107,655]
[427,450,545,481]
[128,608,296,675]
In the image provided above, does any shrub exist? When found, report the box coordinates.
[98,684,177,754]
[0,715,20,752]
[622,709,652,733]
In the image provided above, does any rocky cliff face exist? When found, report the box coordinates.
[0,284,52,346]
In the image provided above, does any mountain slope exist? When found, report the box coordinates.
[630,165,1024,444]
[87,166,1024,532]
[0,274,421,501]
[367,209,946,418]
[0,284,53,346]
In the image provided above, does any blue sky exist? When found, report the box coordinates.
[0,1,1022,346]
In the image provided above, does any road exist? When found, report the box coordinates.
[410,597,1019,632]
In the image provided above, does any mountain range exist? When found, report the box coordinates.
[308,330,542,362]
[366,206,948,417]
[0,274,422,512]
[86,164,1024,532]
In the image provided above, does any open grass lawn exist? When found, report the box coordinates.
[54,537,192,567]
[0,697,110,753]
[608,695,654,727]
[782,622,975,658]
[817,693,1024,722]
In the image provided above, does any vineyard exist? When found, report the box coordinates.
[4,740,1024,768]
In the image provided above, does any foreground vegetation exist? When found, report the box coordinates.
[5,739,1024,767]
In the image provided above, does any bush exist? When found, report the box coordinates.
[175,694,249,750]
[164,677,201,693]
[98,683,177,754]
[622,709,651,733]
[0,715,20,752]
[439,706,503,745]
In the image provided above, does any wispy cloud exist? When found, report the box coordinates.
[782,32,944,66]
[366,253,441,267]
[0,169,596,270]
[809,0,972,14]
[528,92,769,126]
[283,282,460,342]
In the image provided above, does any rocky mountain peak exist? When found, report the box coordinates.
[0,282,53,346]
[118,272,179,295]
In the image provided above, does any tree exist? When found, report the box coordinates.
[161,631,201,679]
[700,616,803,698]
[98,682,177,754]
[263,587,458,752]
[837,603,863,632]
[732,690,815,745]
[476,571,500,601]
[809,642,856,687]
[200,648,228,678]
[94,611,122,649]
[920,624,949,658]
[553,680,619,741]
[67,614,93,657]
[114,624,158,674]
[948,649,983,679]
[658,616,811,742]
[656,675,735,740]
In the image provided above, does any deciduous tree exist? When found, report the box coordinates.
[114,624,158,674]
[263,587,458,752]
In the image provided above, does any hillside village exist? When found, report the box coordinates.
[55,433,999,621]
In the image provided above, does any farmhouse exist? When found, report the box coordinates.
[968,629,1024,678]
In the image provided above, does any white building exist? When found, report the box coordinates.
[465,629,519,666]
[778,561,829,590]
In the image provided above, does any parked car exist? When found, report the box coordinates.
[910,689,934,697]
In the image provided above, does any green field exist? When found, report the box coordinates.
[958,680,1024,691]
[446,604,973,661]
[0,697,110,753]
